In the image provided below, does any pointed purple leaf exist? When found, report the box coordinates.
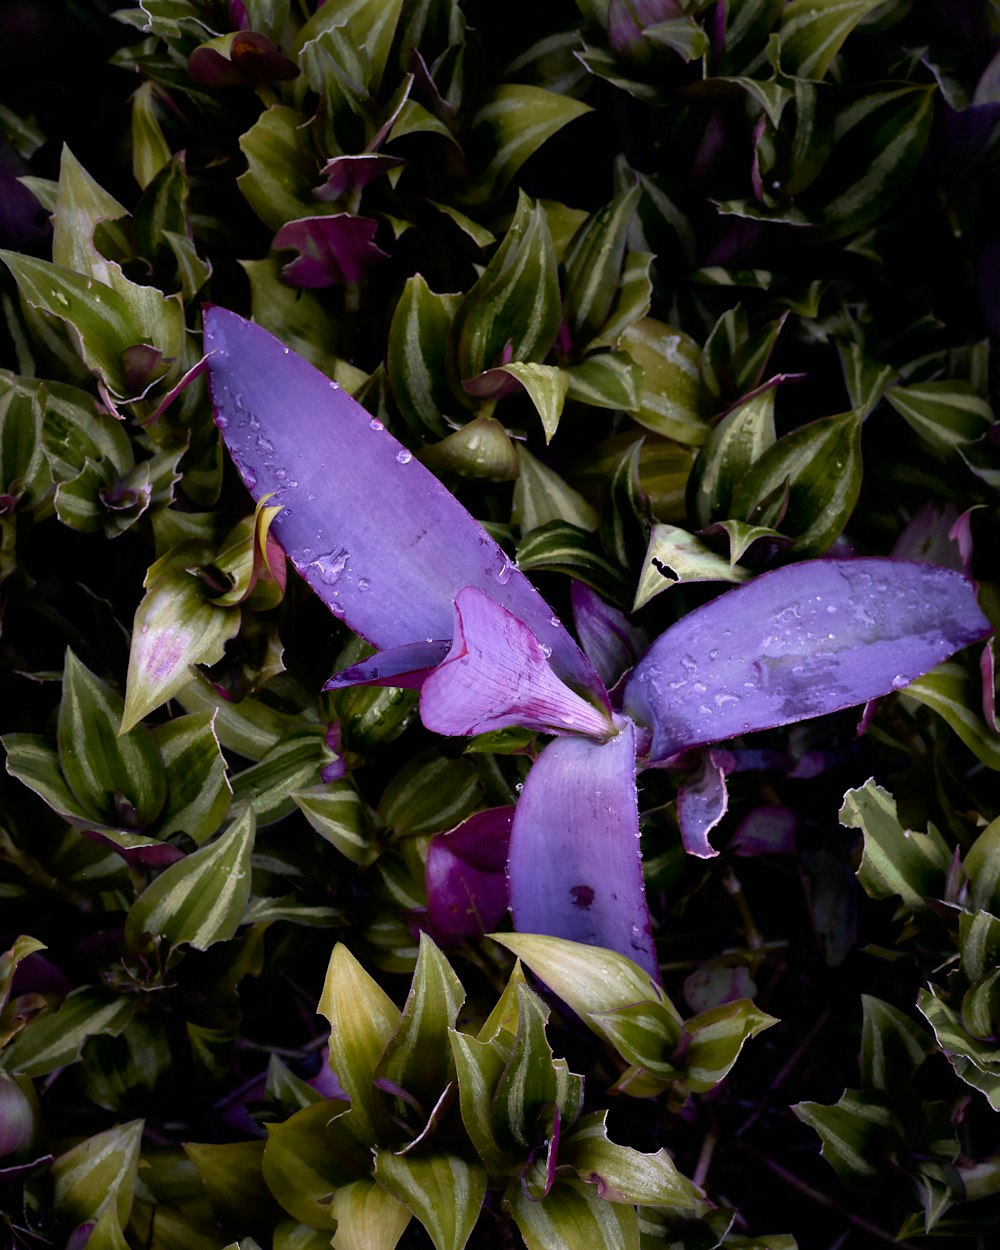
[272,215,389,288]
[314,154,405,202]
[676,749,730,859]
[507,718,658,980]
[624,558,993,763]
[571,581,647,692]
[730,805,797,857]
[203,308,605,702]
[420,588,612,738]
[324,640,451,691]
[426,806,514,940]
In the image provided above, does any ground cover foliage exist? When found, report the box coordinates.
[0,1,999,1247]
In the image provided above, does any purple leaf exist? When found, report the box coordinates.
[420,588,612,738]
[890,501,962,569]
[314,154,406,202]
[624,558,993,763]
[203,309,604,702]
[324,640,451,691]
[187,31,299,87]
[426,806,514,940]
[571,581,647,692]
[729,805,797,857]
[607,0,683,56]
[81,829,186,869]
[273,215,389,288]
[676,749,731,859]
[507,717,658,980]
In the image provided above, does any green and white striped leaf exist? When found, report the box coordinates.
[41,375,132,481]
[263,1101,367,1231]
[508,1177,639,1250]
[965,816,1000,914]
[793,1091,897,1184]
[859,995,933,1095]
[586,998,683,1078]
[688,388,777,528]
[600,441,649,571]
[275,1222,335,1250]
[461,85,591,207]
[837,341,897,418]
[237,106,319,232]
[707,519,785,565]
[295,0,403,93]
[52,1119,143,1228]
[0,935,46,1020]
[448,1028,516,1173]
[232,728,335,825]
[885,380,994,453]
[902,661,1000,772]
[374,1150,487,1250]
[319,944,401,1143]
[294,782,377,866]
[378,749,482,838]
[512,445,598,534]
[79,1012,169,1112]
[184,1140,283,1232]
[330,1179,411,1250]
[478,361,569,442]
[176,670,301,761]
[420,416,520,481]
[131,80,171,191]
[730,408,862,555]
[619,319,707,445]
[564,351,643,413]
[564,186,641,346]
[958,910,1000,985]
[588,251,654,351]
[840,779,950,910]
[152,711,231,844]
[387,276,462,439]
[917,988,1000,1110]
[0,371,49,507]
[681,1000,778,1093]
[0,987,133,1077]
[779,0,886,81]
[124,805,256,951]
[633,523,750,612]
[59,648,166,828]
[516,520,631,608]
[3,732,100,827]
[84,1203,131,1250]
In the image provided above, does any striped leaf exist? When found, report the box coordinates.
[460,85,591,207]
[885,380,994,453]
[152,711,232,844]
[730,408,862,555]
[275,1222,334,1250]
[680,999,777,1093]
[588,251,653,351]
[619,319,707,445]
[184,1140,283,1232]
[374,1150,487,1250]
[84,1204,131,1250]
[688,388,777,528]
[3,732,99,827]
[959,910,1000,984]
[448,1028,516,1173]
[262,1101,366,1231]
[0,371,48,507]
[420,416,520,480]
[902,660,1000,772]
[378,749,482,837]
[516,520,631,608]
[329,1179,411,1250]
[964,816,1000,914]
[124,805,256,951]
[564,351,643,412]
[779,0,886,81]
[0,987,133,1077]
[600,441,649,571]
[294,782,377,866]
[512,445,598,534]
[840,779,950,910]
[237,106,318,232]
[59,649,166,828]
[319,944,401,1143]
[387,276,462,439]
[633,523,749,612]
[584,999,681,1079]
[232,728,335,825]
[508,1177,639,1250]
[837,341,897,418]
[295,0,403,94]
[176,671,301,762]
[468,361,568,442]
[793,1091,896,1184]
[374,933,465,1131]
[917,987,1000,1111]
[564,186,641,346]
[859,995,933,1095]
[52,1119,143,1228]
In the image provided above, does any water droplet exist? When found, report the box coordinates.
[216,414,229,429]
[249,414,260,431]
[681,655,697,673]
[275,468,287,481]
[515,782,524,794]
[311,548,350,585]
[56,292,69,307]
[826,604,837,614]
[692,681,707,694]
[891,674,908,690]
[550,615,561,628]
[496,558,512,585]
[257,436,274,454]
[329,380,339,389]
[540,643,552,658]
[370,418,384,431]
[287,478,298,488]
[243,467,257,490]
[709,648,719,660]
[827,632,835,640]
[715,693,739,709]
[396,448,412,465]
[698,704,711,715]
[358,578,371,592]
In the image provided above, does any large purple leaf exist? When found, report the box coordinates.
[426,806,514,940]
[203,308,604,702]
[624,558,992,763]
[420,588,613,738]
[507,717,658,980]
[570,581,647,692]
[272,215,389,288]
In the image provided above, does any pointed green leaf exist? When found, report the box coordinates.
[681,999,778,1093]
[709,519,785,565]
[232,728,334,825]
[564,351,643,413]
[131,80,171,190]
[886,380,994,453]
[374,1151,487,1250]
[619,319,707,444]
[859,995,933,1095]
[485,362,569,443]
[387,276,462,439]
[319,943,401,1142]
[84,1204,131,1250]
[176,671,301,761]
[585,999,682,1078]
[917,987,1000,1110]
[3,732,100,826]
[779,0,885,80]
[793,1091,897,1184]
[238,106,320,231]
[330,1179,411,1250]
[633,523,750,611]
[840,779,950,910]
[959,910,1000,985]
[0,987,134,1077]
[263,1101,367,1230]
[965,816,1000,914]
[378,749,481,837]
[837,341,897,418]
[688,388,777,529]
[0,370,49,507]
[125,805,256,951]
[185,1141,284,1232]
[599,441,649,570]
[515,520,631,608]
[59,649,166,828]
[294,782,377,866]
[152,711,232,845]
[420,416,520,481]
[587,251,654,351]
[448,1028,516,1173]
[52,1119,143,1228]
[901,661,1000,772]
[508,1177,639,1250]
[297,0,404,93]
[564,187,641,346]
[513,445,598,534]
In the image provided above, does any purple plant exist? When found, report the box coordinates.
[204,308,992,979]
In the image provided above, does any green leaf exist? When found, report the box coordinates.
[488,362,569,443]
[619,319,707,444]
[79,1012,169,1112]
[585,999,681,1080]
[564,351,643,413]
[917,987,1000,1111]
[330,1179,411,1250]
[560,1112,705,1213]
[420,416,520,481]
[185,1141,284,1232]
[730,409,862,555]
[0,987,134,1077]
[152,711,232,844]
[587,252,654,351]
[448,1028,516,1173]
[0,370,49,507]
[965,816,1000,913]
[294,782,377,866]
[709,519,785,565]
[902,661,1000,772]
[374,1151,487,1250]
[176,670,301,761]
[387,276,462,439]
[3,732,101,826]
[84,1204,131,1250]
[122,548,242,733]
[232,729,335,825]
[319,943,401,1143]
[378,749,481,837]
[680,999,778,1093]
[461,85,591,207]
[793,1091,897,1185]
[885,380,994,453]
[840,779,950,910]
[125,805,256,951]
[859,995,933,1095]
[512,445,598,534]
[59,648,166,828]
[52,1119,143,1228]
[297,0,404,93]
[238,106,320,231]
[633,523,750,611]
[334,682,418,751]
[453,194,561,383]
[688,388,777,528]
[779,0,886,80]
[837,341,897,418]
[516,520,631,608]
[564,187,641,347]
[263,1101,367,1230]
[599,441,649,570]
[508,1177,639,1250]
[959,909,1000,985]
